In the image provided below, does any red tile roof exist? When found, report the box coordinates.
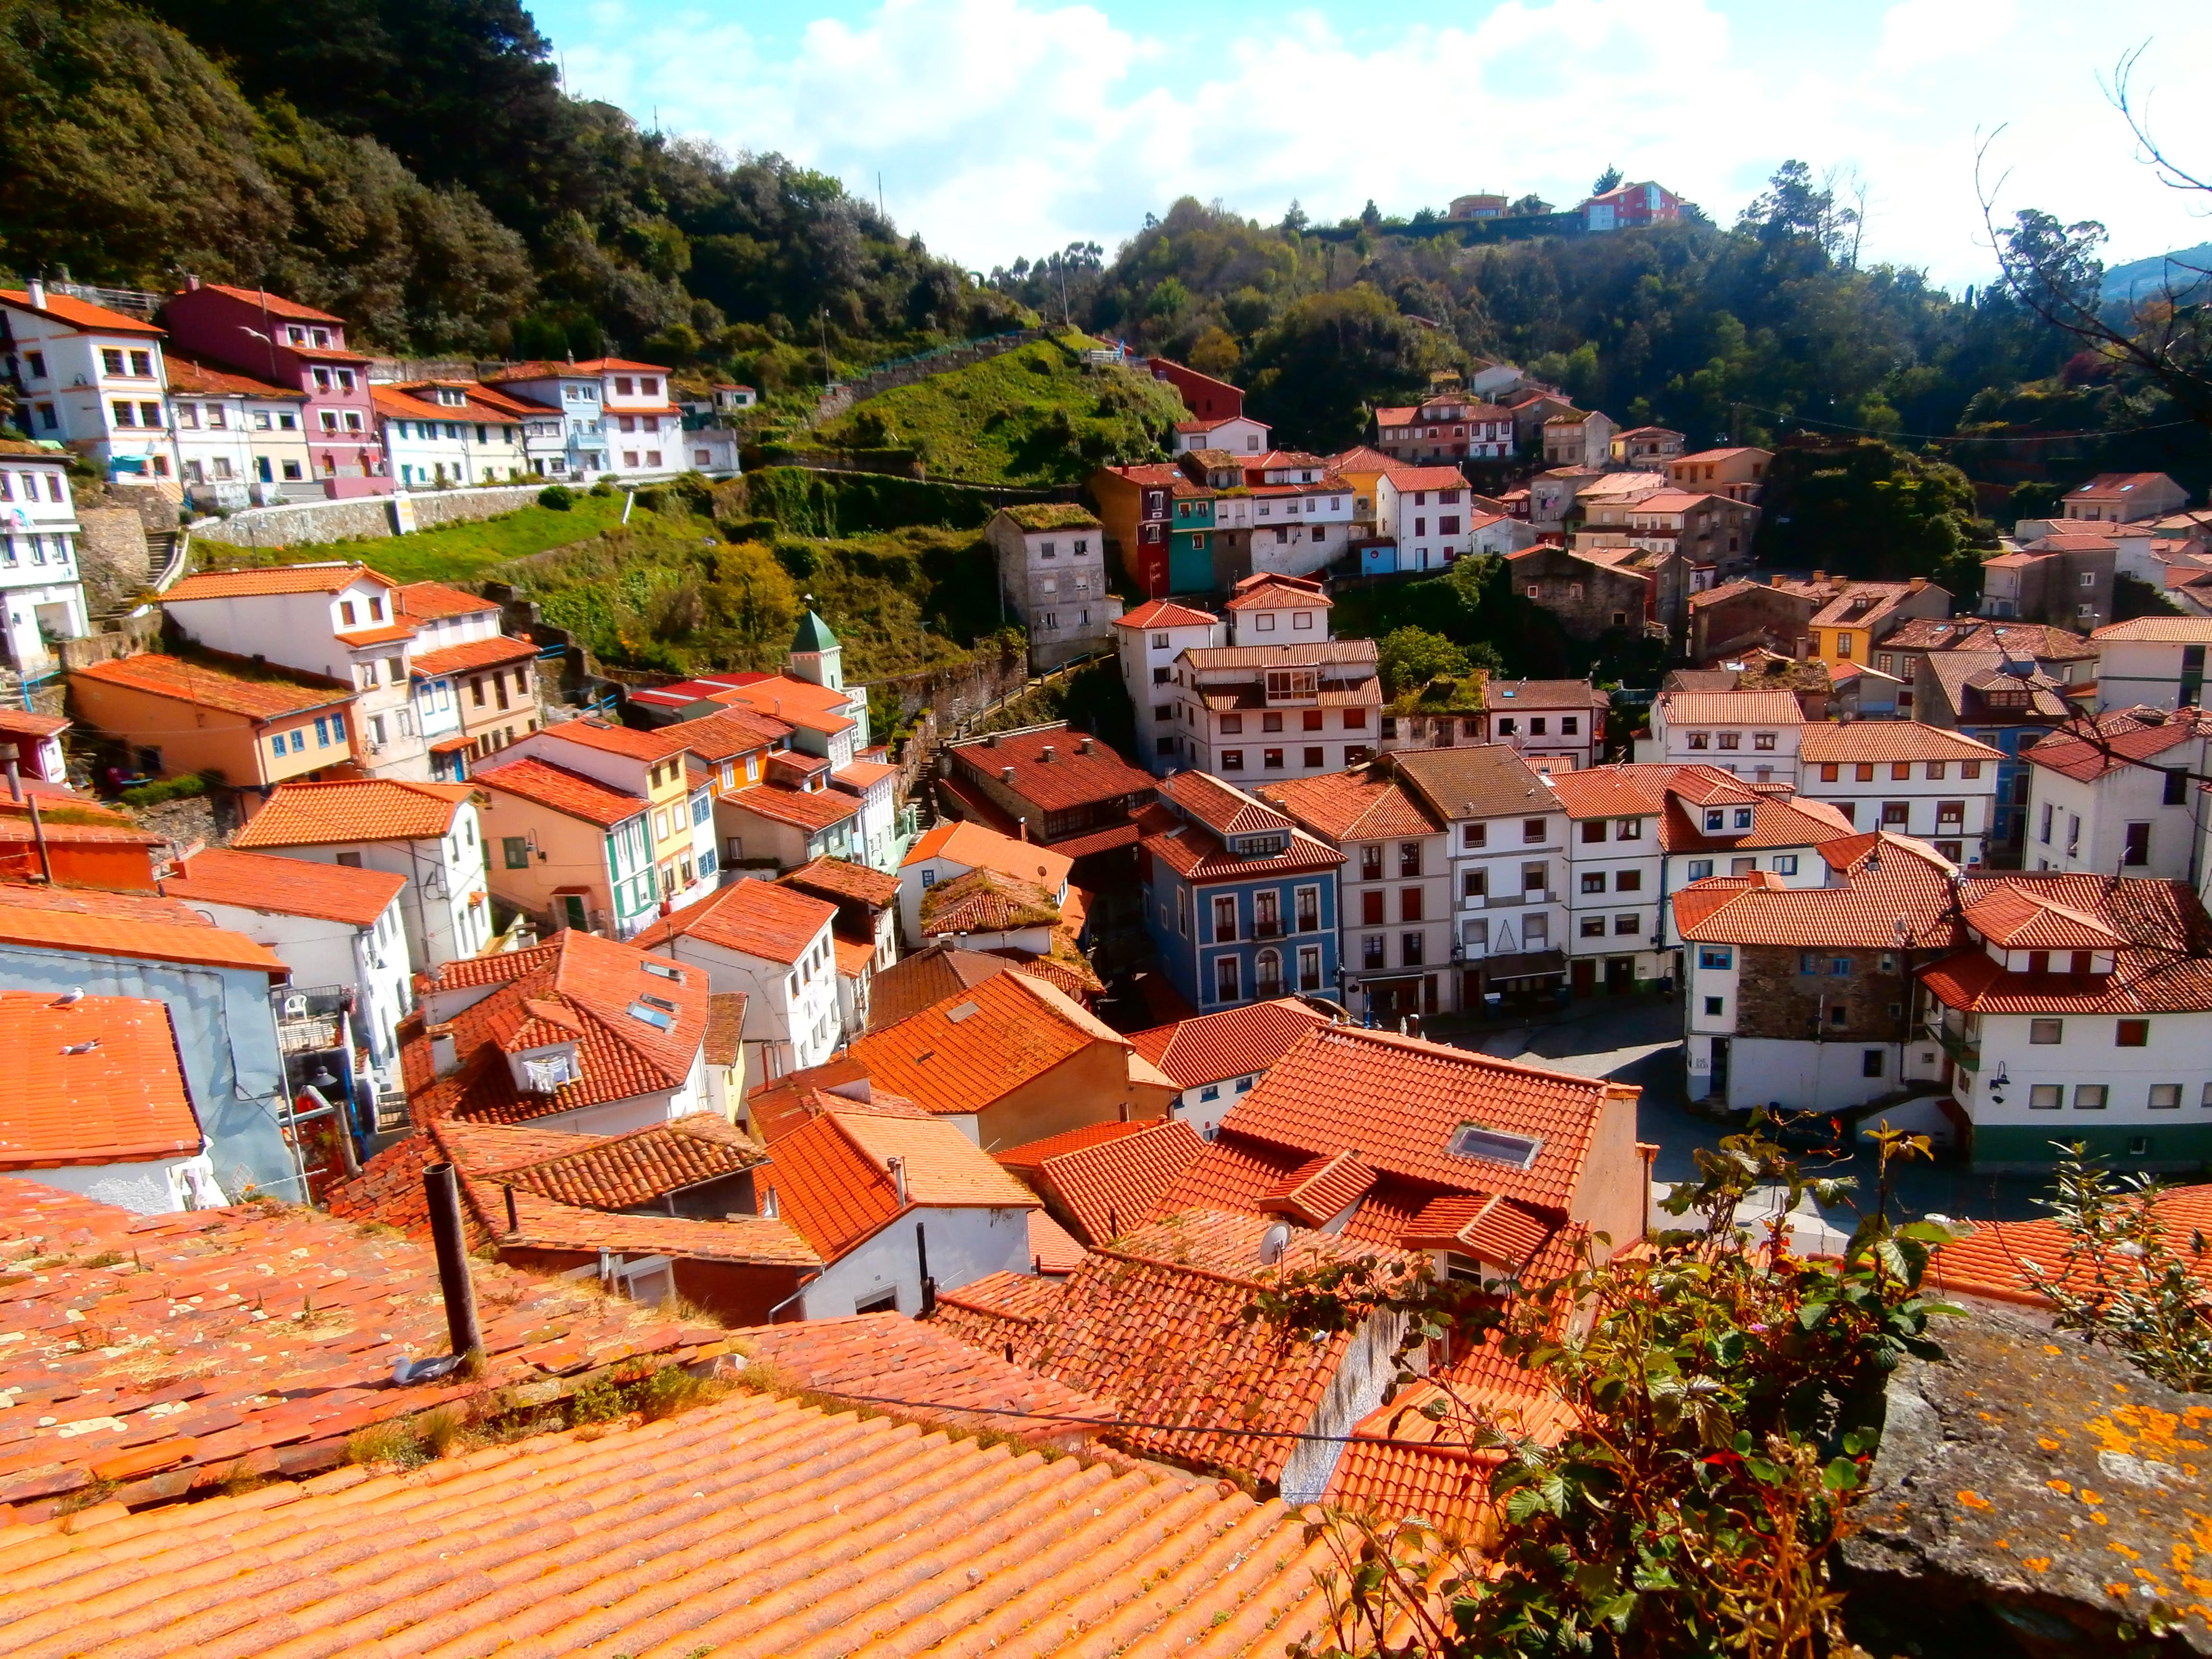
[329,618,419,646]
[2021,707,2212,782]
[667,705,792,759]
[70,651,353,721]
[1258,766,1440,841]
[920,866,1061,933]
[232,777,472,846]
[1127,998,1334,1088]
[848,969,1130,1118]
[1029,1207,1088,1274]
[631,876,834,966]
[471,753,645,827]
[0,1179,722,1515]
[0,992,202,1168]
[1224,579,1333,611]
[0,286,164,335]
[724,780,859,831]
[1259,1150,1380,1226]
[161,846,404,926]
[1799,724,2005,764]
[1675,831,1963,948]
[936,1210,1415,1485]
[1135,800,1346,883]
[409,633,537,676]
[483,355,672,380]
[1929,1185,2212,1309]
[1216,1024,1618,1214]
[158,352,301,399]
[537,715,693,762]
[1115,599,1218,630]
[0,881,287,974]
[403,931,710,1126]
[1158,770,1297,837]
[949,724,1153,813]
[163,562,394,601]
[902,817,1074,890]
[1538,764,1676,820]
[777,854,900,910]
[0,1365,1337,1653]
[1921,875,2212,1014]
[864,942,1034,1030]
[1014,1118,1208,1244]
[1656,688,1805,726]
[1960,886,2124,950]
[2091,616,2212,641]
[759,1104,1037,1260]
[394,579,501,619]
[0,708,68,740]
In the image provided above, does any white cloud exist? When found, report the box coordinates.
[548,0,2212,289]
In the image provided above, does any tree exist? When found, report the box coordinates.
[1244,284,1455,451]
[1186,325,1240,380]
[1591,165,1623,195]
[1752,439,1990,596]
[1258,1121,1963,1659]
[1377,626,1470,696]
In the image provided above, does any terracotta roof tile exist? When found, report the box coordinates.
[0,708,69,739]
[70,651,353,721]
[1799,725,2005,764]
[1029,1208,1089,1274]
[1960,887,2124,950]
[0,1178,711,1514]
[394,579,501,619]
[1020,1119,1209,1244]
[0,992,202,1168]
[1127,998,1334,1088]
[1922,874,2212,1014]
[1259,1150,1380,1226]
[666,706,793,759]
[866,942,1028,1030]
[1218,1024,1617,1213]
[1391,744,1557,822]
[163,562,392,601]
[2092,616,2212,641]
[231,778,471,846]
[2021,708,2212,782]
[537,715,693,762]
[0,880,286,973]
[777,854,900,910]
[409,633,538,676]
[902,817,1075,891]
[1136,800,1346,883]
[1116,599,1218,630]
[725,780,860,831]
[162,846,404,926]
[471,753,645,827]
[921,866,1062,933]
[1656,688,1805,725]
[759,1106,1036,1260]
[949,724,1154,813]
[1929,1186,2212,1308]
[1,285,165,335]
[1257,767,1441,841]
[1676,831,1963,949]
[847,970,1127,1117]
[704,990,746,1065]
[631,876,834,966]
[486,1112,765,1209]
[998,1119,1155,1170]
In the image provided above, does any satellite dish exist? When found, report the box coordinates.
[1259,1222,1291,1266]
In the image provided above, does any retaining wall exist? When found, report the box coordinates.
[195,484,545,550]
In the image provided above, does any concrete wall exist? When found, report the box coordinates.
[196,484,544,550]
[796,1204,1036,1318]
[1,1153,226,1215]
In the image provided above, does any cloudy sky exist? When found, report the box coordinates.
[530,0,2212,290]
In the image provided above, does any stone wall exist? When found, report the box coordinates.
[1688,583,1817,663]
[1736,943,1909,1046]
[198,484,545,550]
[1513,544,1653,640]
[74,509,153,612]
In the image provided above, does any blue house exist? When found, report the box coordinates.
[1137,771,1343,1010]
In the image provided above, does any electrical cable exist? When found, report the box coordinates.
[1731,403,2200,447]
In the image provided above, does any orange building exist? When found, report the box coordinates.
[69,651,356,794]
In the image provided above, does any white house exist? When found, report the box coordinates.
[0,991,227,1214]
[1658,775,1852,949]
[1642,687,1805,785]
[0,282,174,485]
[1391,744,1571,1005]
[985,504,1122,673]
[2091,616,2212,711]
[0,442,89,671]
[162,847,415,1089]
[159,561,431,779]
[478,357,681,479]
[1544,765,1671,993]
[1482,680,1611,771]
[1798,724,2004,866]
[2021,707,2212,883]
[164,355,311,508]
[1113,598,1224,774]
[1373,465,1483,571]
[371,383,530,487]
[759,1095,1043,1318]
[1169,577,1381,784]
[231,777,495,969]
[1172,414,1270,456]
[1207,455,1358,581]
[630,877,843,1082]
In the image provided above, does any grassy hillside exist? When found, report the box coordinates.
[191,490,635,585]
[812,331,1187,486]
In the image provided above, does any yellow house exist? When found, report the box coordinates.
[469,751,657,937]
[1326,445,1397,529]
[69,650,357,794]
[1803,578,1950,669]
[502,718,709,905]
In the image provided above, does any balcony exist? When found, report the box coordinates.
[1927,1024,1981,1073]
[1252,919,1284,939]
[1464,890,1553,910]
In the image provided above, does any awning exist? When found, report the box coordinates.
[1355,973,1427,990]
[429,735,473,753]
[1472,949,1567,983]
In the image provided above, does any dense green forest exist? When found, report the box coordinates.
[0,0,1023,381]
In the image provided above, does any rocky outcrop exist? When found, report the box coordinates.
[1842,1308,2211,1656]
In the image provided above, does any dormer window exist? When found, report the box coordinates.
[1734,808,1753,830]
[518,1049,580,1094]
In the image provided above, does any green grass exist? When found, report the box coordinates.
[192,491,635,585]
[813,331,1187,487]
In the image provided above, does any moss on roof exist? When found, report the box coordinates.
[1002,503,1102,532]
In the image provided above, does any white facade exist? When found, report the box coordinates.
[1799,742,2003,866]
[1659,836,1827,949]
[1,285,174,484]
[1172,416,1270,455]
[1373,473,1482,568]
[2024,742,2210,884]
[1117,605,1226,774]
[246,807,494,971]
[1210,468,1358,582]
[1485,688,1605,770]
[167,373,309,508]
[1337,827,1455,1017]
[642,903,842,1082]
[794,1204,1036,1318]
[1558,806,1666,984]
[1645,694,1804,786]
[2,1153,227,1216]
[1683,942,1911,1113]
[1446,805,1570,974]
[2093,632,2212,712]
[0,451,88,670]
[481,361,682,480]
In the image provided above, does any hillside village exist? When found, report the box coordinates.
[3,216,2212,1652]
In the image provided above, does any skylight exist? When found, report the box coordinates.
[641,960,684,982]
[1448,1125,1543,1170]
[640,994,677,1013]
[625,1001,673,1031]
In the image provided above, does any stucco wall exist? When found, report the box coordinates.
[797,1205,1035,1318]
[196,485,544,550]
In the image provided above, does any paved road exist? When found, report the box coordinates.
[1427,995,2055,1226]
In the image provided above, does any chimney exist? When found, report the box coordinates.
[1002,765,1016,783]
[185,274,202,292]
[428,1021,459,1078]
[422,1164,482,1360]
[984,733,998,748]
[1017,818,1030,842]
[887,1155,908,1205]
[1079,736,1095,754]
[1040,744,1056,764]
[25,277,46,309]
[1813,570,1827,586]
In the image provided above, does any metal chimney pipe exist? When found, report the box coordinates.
[423,1162,481,1358]
[25,793,52,883]
[916,1221,936,1316]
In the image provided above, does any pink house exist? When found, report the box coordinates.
[161,282,390,497]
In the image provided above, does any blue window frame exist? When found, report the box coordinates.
[313,716,330,746]
[289,729,305,753]
[1697,946,1732,970]
[269,736,285,759]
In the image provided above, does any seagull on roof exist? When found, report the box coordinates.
[51,987,84,1005]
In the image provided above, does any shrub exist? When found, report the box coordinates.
[537,483,575,511]
[633,485,669,514]
[120,769,221,807]
[589,480,615,497]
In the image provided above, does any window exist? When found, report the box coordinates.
[1855,763,1875,782]
[1687,858,1714,880]
[502,836,532,870]
[1698,947,1733,970]
[2116,1019,2149,1047]
[2166,769,2189,806]
[2030,1084,2063,1109]
[1303,746,1323,767]
[1462,823,1487,849]
[1613,869,1642,892]
[1222,749,1244,771]
[1582,915,1606,937]
[1862,1049,1885,1078]
[2150,1084,2182,1110]
[1363,933,1386,969]
[1213,895,1238,941]
[1718,732,1740,750]
[1704,996,1724,1016]
[1819,763,1840,782]
[1399,888,1423,923]
[1563,717,1579,735]
[1774,854,1798,875]
[1754,732,1776,751]
[1296,886,1319,931]
[2124,821,2151,866]
[2040,803,2053,843]
[1401,931,1425,967]
[1613,913,1640,935]
[1522,818,1547,843]
[1582,871,1607,894]
[1213,956,1240,1003]
[2074,1084,2108,1110]
[1263,748,1284,770]
[1616,818,1642,841]
[1221,714,1244,734]
[1882,802,1909,827]
[1581,820,1607,844]
[1522,863,1547,893]
[1461,869,1487,901]
[1687,732,1709,750]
